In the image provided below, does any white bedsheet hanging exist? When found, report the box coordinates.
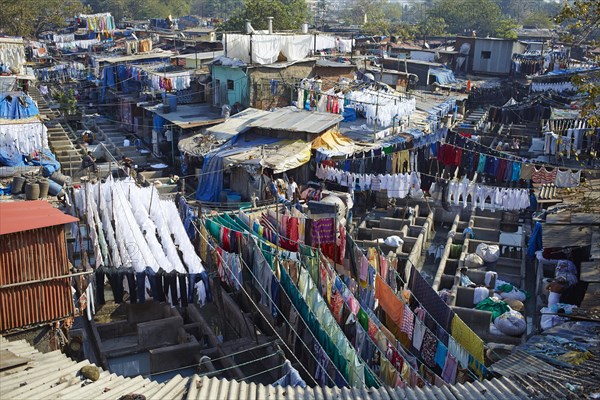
[251,34,282,65]
[223,34,251,63]
[109,177,160,272]
[315,35,336,50]
[117,180,175,273]
[280,35,312,61]
[137,185,186,274]
[0,122,48,157]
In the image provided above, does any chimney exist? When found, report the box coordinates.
[267,17,273,34]
[301,23,308,34]
[245,20,254,34]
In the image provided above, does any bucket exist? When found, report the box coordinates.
[38,179,50,198]
[25,181,40,200]
[48,179,63,196]
[12,176,26,194]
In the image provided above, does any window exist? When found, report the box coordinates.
[227,79,234,90]
[481,51,491,59]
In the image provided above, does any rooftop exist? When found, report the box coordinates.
[247,107,343,134]
[143,103,224,130]
[0,200,78,235]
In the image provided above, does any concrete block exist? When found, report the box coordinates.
[137,316,183,349]
[149,342,202,373]
[127,302,171,324]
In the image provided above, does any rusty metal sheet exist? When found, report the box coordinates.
[0,225,73,332]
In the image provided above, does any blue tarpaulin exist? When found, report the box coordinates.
[0,94,40,119]
[196,134,281,202]
[429,68,457,85]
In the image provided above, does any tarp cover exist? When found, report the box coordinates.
[0,93,40,119]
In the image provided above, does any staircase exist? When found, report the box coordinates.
[29,86,86,181]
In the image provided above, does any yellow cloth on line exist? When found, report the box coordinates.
[451,314,484,364]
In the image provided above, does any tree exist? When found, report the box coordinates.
[430,0,505,37]
[85,0,191,20]
[522,12,554,29]
[0,0,87,37]
[494,17,518,39]
[219,0,308,32]
[416,17,447,38]
[557,0,600,127]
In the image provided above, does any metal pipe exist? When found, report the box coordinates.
[0,270,93,289]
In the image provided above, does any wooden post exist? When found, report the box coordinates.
[148,180,155,214]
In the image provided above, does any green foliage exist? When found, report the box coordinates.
[219,0,308,32]
[56,89,77,116]
[416,17,447,37]
[522,12,554,29]
[557,0,600,127]
[190,0,243,19]
[494,17,518,39]
[0,0,87,37]
[394,23,418,40]
[84,0,190,20]
[556,0,600,45]
[429,0,508,37]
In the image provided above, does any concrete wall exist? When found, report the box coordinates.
[248,62,315,110]
[137,316,184,349]
[149,341,202,373]
[96,320,136,341]
[127,303,172,324]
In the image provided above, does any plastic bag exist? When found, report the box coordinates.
[384,235,404,247]
[476,243,500,263]
[494,310,526,336]
[465,253,484,268]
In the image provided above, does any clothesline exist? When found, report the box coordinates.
[447,130,593,173]
[203,214,439,388]
[193,222,337,387]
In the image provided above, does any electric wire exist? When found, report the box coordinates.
[191,219,350,388]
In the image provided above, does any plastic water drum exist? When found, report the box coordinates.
[50,171,72,186]
[37,179,50,198]
[25,181,40,200]
[48,179,63,196]
[12,176,26,194]
[167,94,177,112]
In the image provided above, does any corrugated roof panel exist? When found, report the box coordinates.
[0,200,78,235]
[542,224,592,248]
[248,108,343,134]
[0,335,555,400]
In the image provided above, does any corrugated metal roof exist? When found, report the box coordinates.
[205,108,270,140]
[489,321,600,398]
[0,336,171,400]
[542,224,592,248]
[0,201,78,235]
[1,334,538,400]
[247,107,343,134]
